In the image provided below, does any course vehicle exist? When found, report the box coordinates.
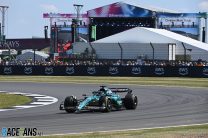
[59,86,138,113]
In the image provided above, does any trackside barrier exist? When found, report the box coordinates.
[0,66,208,77]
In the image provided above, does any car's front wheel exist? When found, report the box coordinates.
[64,96,77,113]
[99,96,112,112]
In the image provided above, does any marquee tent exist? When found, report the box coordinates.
[16,50,49,61]
[92,27,208,60]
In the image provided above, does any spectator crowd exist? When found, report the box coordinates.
[0,59,208,67]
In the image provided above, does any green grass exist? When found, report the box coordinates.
[0,76,208,88]
[0,93,32,109]
[34,124,208,138]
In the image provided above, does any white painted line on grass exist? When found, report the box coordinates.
[0,91,58,112]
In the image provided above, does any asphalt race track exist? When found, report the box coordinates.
[0,82,208,135]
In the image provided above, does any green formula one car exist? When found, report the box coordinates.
[59,86,138,113]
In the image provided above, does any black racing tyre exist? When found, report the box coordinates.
[99,96,112,112]
[64,96,77,113]
[124,94,138,110]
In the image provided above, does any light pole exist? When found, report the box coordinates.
[150,42,155,63]
[73,4,83,42]
[0,6,9,42]
[73,4,83,25]
[118,42,123,63]
[0,6,9,62]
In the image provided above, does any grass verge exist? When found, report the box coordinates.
[0,93,32,109]
[0,76,208,88]
[35,124,208,138]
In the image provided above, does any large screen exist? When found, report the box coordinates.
[56,26,89,44]
[157,13,199,40]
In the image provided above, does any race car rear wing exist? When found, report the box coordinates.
[110,88,132,94]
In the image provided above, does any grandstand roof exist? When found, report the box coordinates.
[87,1,178,18]
[120,1,178,13]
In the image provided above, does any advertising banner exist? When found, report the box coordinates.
[43,13,89,26]
[43,13,88,18]
[1,39,50,50]
[0,66,207,77]
[157,13,200,40]
[91,26,97,40]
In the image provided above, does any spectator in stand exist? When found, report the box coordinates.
[1,58,208,67]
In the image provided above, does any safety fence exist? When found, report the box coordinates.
[0,66,208,77]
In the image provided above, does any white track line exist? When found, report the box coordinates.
[24,94,45,97]
[13,105,37,108]
[37,99,55,102]
[0,91,58,112]
[31,102,52,105]
[44,123,208,136]
[0,109,11,112]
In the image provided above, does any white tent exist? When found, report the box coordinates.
[16,50,49,61]
[92,27,208,60]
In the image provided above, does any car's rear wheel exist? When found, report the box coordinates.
[124,94,138,110]
[64,96,77,113]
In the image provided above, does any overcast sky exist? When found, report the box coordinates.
[0,0,208,39]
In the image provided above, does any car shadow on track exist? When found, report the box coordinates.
[56,109,126,114]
